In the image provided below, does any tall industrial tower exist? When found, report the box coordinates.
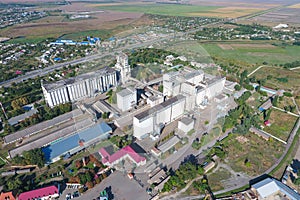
[115,53,131,85]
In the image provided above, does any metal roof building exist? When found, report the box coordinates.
[252,177,300,200]
[42,122,112,163]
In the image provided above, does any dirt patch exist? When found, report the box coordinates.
[236,136,249,144]
[230,43,276,48]
[0,10,143,38]
[218,44,234,50]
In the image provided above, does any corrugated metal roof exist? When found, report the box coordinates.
[42,122,111,162]
[252,178,300,200]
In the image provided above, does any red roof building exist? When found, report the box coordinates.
[264,120,271,127]
[18,185,59,200]
[99,145,146,167]
[0,191,16,200]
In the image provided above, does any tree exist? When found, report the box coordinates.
[294,178,300,185]
[234,84,241,91]
[86,181,94,189]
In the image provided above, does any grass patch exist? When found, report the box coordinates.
[250,66,300,91]
[270,119,300,178]
[201,127,222,146]
[222,132,285,176]
[263,109,297,141]
[207,167,232,192]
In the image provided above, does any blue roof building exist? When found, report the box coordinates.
[42,122,112,163]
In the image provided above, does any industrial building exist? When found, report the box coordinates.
[133,95,186,140]
[42,67,118,107]
[163,69,226,110]
[42,122,112,163]
[115,53,131,84]
[252,177,300,200]
[117,87,137,112]
[178,117,194,134]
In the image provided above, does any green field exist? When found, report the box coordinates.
[165,40,214,63]
[201,43,300,66]
[97,4,222,17]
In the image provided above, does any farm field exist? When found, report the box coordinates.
[250,66,300,91]
[222,132,285,176]
[95,3,265,18]
[0,10,144,43]
[201,43,300,66]
[263,109,297,142]
[165,41,214,64]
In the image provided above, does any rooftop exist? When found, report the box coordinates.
[252,177,300,200]
[43,122,112,162]
[135,95,185,121]
[117,87,135,97]
[157,136,180,153]
[42,67,116,91]
[180,117,194,126]
[18,185,58,200]
[8,108,38,126]
[99,143,146,165]
[0,191,16,200]
[4,109,82,144]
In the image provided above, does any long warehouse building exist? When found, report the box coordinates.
[42,67,118,107]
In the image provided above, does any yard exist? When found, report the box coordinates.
[263,109,297,141]
[222,132,285,176]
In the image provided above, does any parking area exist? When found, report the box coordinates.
[78,171,150,200]
[58,185,81,200]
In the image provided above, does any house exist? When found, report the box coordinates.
[0,191,16,200]
[264,120,271,127]
[99,143,146,167]
[18,185,59,200]
[203,161,215,173]
[259,99,272,112]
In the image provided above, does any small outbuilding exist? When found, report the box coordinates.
[178,117,194,134]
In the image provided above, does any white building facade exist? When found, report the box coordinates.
[133,95,186,140]
[163,69,226,110]
[117,87,137,112]
[115,53,131,85]
[42,67,118,107]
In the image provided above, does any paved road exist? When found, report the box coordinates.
[0,34,179,87]
[0,19,224,88]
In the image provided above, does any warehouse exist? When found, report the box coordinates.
[42,122,112,163]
